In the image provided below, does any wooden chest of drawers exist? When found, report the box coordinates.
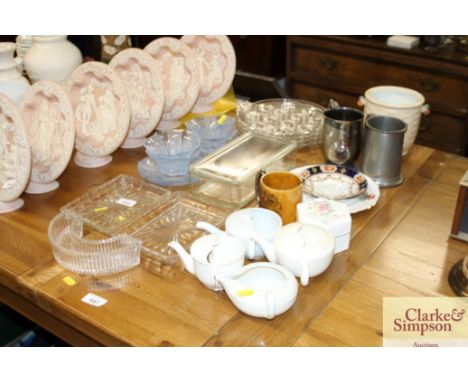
[287,36,468,156]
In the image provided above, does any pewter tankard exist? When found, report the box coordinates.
[360,115,407,188]
[322,107,363,165]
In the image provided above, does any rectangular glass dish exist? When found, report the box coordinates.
[124,192,233,266]
[190,133,297,207]
[61,175,172,236]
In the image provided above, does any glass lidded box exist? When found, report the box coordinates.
[189,133,297,208]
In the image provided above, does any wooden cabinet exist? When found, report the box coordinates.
[287,36,468,156]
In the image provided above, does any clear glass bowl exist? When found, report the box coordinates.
[145,129,201,177]
[48,211,141,276]
[237,98,325,148]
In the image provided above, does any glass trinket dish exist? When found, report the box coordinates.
[61,174,172,236]
[124,192,233,266]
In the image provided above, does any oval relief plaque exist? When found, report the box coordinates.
[181,35,236,108]
[144,37,199,121]
[0,94,31,204]
[20,80,75,185]
[110,48,164,139]
[64,61,131,157]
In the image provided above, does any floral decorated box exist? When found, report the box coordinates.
[296,198,352,254]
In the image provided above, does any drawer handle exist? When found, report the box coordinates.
[420,78,439,92]
[320,57,337,70]
[419,118,431,132]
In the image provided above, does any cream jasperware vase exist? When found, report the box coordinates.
[23,35,82,83]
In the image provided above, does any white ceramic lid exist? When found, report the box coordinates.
[20,80,75,184]
[109,48,164,139]
[273,222,334,259]
[365,86,425,109]
[0,94,31,202]
[64,61,131,157]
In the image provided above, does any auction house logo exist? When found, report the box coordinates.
[383,297,468,347]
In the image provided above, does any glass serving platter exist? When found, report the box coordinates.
[61,174,172,236]
[125,192,232,266]
[236,99,325,148]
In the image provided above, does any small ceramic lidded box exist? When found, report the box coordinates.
[296,198,351,254]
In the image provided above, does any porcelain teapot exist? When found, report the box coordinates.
[218,262,298,319]
[251,222,335,287]
[168,234,245,291]
[196,207,282,260]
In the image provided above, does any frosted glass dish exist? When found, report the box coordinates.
[61,174,172,235]
[237,98,325,148]
[185,115,236,155]
[126,192,232,266]
[48,211,141,276]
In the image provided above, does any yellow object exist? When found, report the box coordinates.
[179,86,237,127]
[94,206,108,212]
[117,216,125,222]
[217,114,227,124]
[236,289,254,297]
[63,276,76,286]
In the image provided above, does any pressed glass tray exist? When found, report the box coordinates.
[61,174,172,236]
[125,192,232,266]
[48,211,141,276]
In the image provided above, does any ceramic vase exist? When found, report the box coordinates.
[23,35,82,83]
[0,42,29,85]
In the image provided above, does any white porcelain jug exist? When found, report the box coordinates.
[23,35,82,83]
[0,42,29,85]
[358,86,430,155]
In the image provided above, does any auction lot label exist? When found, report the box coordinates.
[383,297,468,347]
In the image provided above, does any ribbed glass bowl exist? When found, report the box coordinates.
[48,211,141,276]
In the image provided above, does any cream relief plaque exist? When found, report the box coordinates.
[181,35,236,113]
[64,62,131,168]
[0,94,31,213]
[144,37,199,130]
[20,81,75,194]
[109,48,164,148]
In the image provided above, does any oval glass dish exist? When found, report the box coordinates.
[48,211,141,276]
[236,98,325,148]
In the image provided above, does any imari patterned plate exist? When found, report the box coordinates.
[298,164,367,200]
[292,165,379,214]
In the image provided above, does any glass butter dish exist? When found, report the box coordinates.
[125,192,232,266]
[190,133,297,207]
[61,174,172,236]
[48,211,141,276]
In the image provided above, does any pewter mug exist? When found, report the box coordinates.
[360,115,407,188]
[322,107,363,164]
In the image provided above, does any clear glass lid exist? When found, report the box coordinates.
[190,133,297,185]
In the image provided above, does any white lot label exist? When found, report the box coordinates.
[115,197,137,207]
[81,293,108,307]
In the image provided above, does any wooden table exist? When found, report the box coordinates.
[1,145,467,346]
